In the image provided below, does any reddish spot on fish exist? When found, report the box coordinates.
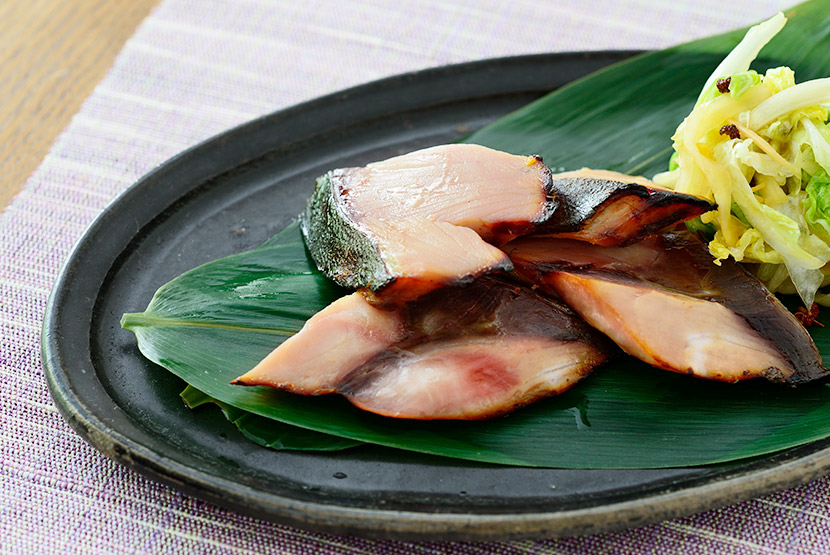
[447,351,519,397]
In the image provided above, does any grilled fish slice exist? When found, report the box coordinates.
[302,145,710,304]
[355,216,511,303]
[302,144,553,302]
[339,336,604,420]
[234,277,612,419]
[507,233,828,384]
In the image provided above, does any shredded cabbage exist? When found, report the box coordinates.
[657,12,830,307]
[805,168,830,238]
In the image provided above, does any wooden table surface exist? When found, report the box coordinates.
[0,0,160,211]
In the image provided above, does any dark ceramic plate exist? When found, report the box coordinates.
[42,52,830,541]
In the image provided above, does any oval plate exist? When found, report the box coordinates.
[42,52,830,541]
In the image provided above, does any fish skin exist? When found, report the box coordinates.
[540,170,713,246]
[301,172,391,291]
[234,277,614,419]
[506,233,828,384]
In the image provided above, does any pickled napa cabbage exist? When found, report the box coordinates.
[653,12,830,307]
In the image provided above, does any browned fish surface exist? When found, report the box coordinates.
[507,233,828,384]
[234,277,612,419]
[540,169,712,246]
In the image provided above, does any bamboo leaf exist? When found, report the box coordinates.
[124,223,830,468]
[180,386,363,451]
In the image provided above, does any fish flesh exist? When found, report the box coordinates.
[302,144,552,303]
[233,292,406,394]
[302,145,711,304]
[507,233,828,384]
[340,335,601,420]
[233,277,613,419]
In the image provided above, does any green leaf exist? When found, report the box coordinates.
[180,386,363,451]
[122,0,830,468]
[684,216,717,238]
[124,223,830,469]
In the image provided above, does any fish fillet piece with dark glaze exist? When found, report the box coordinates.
[302,145,710,304]
[540,169,712,246]
[507,233,828,384]
[233,277,612,419]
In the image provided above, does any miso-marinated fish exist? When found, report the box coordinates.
[507,233,828,384]
[302,145,710,304]
[302,144,552,303]
[233,277,613,419]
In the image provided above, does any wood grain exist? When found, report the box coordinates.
[0,0,160,210]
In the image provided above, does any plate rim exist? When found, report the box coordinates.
[41,50,830,541]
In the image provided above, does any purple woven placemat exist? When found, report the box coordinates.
[2,0,824,553]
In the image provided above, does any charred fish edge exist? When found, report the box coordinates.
[542,178,713,235]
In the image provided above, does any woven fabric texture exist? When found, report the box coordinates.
[1,0,822,553]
